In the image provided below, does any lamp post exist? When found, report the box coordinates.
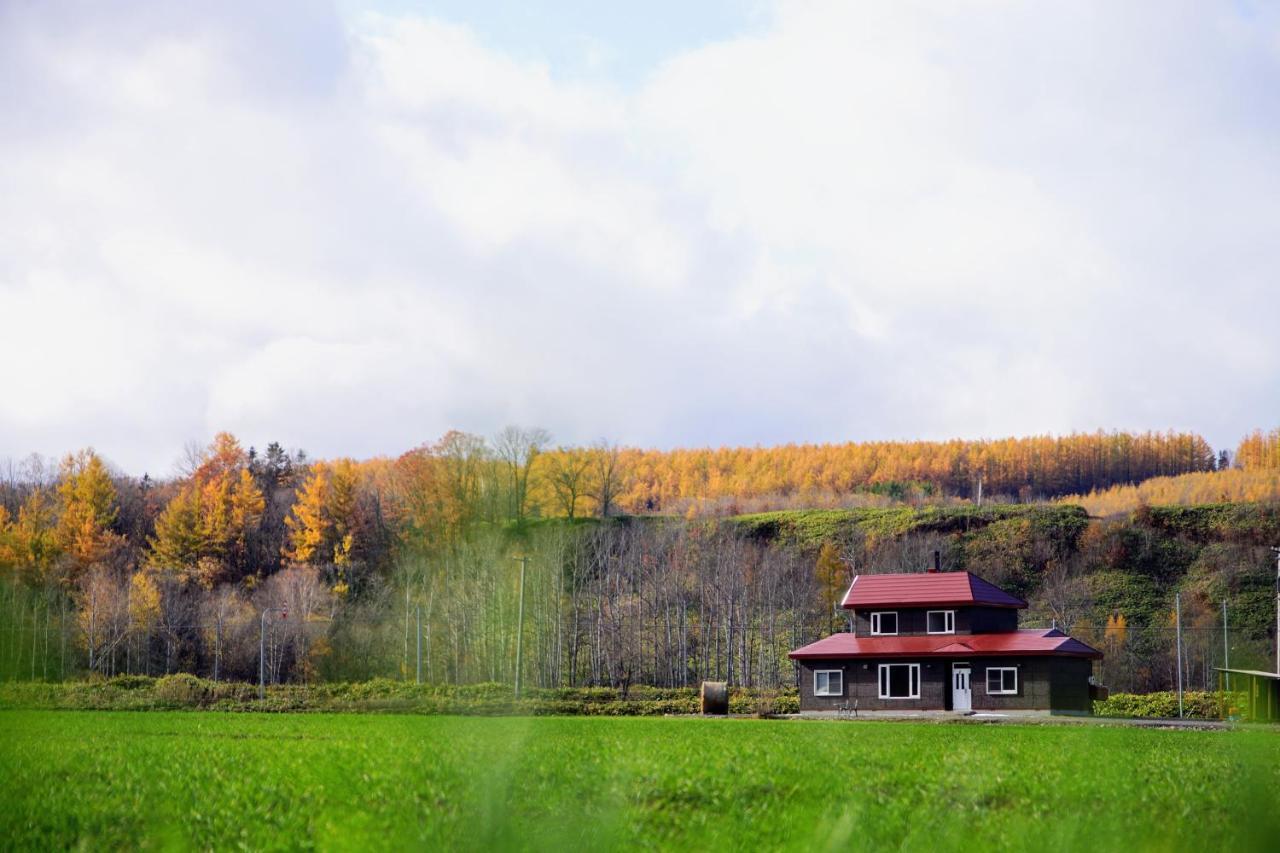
[259,607,287,701]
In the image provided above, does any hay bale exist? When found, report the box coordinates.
[701,681,728,715]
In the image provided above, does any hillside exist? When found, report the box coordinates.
[720,502,1280,693]
[1061,467,1280,517]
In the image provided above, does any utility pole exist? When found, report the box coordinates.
[1273,547,1280,675]
[1175,592,1184,719]
[259,607,287,702]
[513,556,528,699]
[416,604,422,685]
[1222,599,1230,694]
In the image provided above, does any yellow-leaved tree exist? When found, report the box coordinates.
[284,459,360,568]
[814,542,850,632]
[55,450,122,572]
[128,570,162,671]
[0,506,17,572]
[148,433,265,585]
[284,465,330,564]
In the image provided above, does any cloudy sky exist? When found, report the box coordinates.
[2,0,1278,476]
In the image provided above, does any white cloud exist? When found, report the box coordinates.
[0,0,1277,475]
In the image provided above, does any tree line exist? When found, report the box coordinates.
[0,426,1275,690]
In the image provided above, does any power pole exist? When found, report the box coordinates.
[416,604,422,685]
[1222,599,1229,694]
[1273,547,1280,675]
[514,556,528,699]
[1175,592,1184,719]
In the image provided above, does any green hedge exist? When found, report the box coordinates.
[729,504,1088,547]
[1093,691,1244,720]
[0,676,799,717]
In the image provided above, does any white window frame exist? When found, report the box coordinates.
[926,610,956,634]
[877,663,921,699]
[986,666,1018,695]
[869,611,898,635]
[813,669,843,697]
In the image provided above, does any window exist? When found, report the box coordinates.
[870,612,898,635]
[814,670,843,697]
[878,663,921,699]
[927,610,955,634]
[986,667,1018,695]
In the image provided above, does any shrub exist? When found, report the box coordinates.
[0,679,800,717]
[154,674,217,708]
[1093,691,1242,720]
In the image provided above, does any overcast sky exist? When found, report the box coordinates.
[2,1,1278,476]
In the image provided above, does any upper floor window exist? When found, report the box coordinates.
[870,612,898,635]
[927,610,955,634]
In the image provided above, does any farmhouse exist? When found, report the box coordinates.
[789,567,1102,714]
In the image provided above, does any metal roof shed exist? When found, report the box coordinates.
[1215,668,1280,722]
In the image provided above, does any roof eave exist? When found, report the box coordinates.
[789,649,1103,660]
[841,601,1028,610]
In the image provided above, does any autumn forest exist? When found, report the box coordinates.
[2,426,1279,691]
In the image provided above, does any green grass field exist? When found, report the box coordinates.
[1,712,1277,851]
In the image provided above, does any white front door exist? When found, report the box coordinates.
[952,665,972,712]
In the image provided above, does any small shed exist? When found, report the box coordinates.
[1216,667,1280,722]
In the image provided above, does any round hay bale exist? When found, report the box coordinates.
[701,681,728,715]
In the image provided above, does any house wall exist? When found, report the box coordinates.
[797,658,946,712]
[1047,657,1093,713]
[850,606,1019,636]
[967,608,1020,634]
[796,656,1093,713]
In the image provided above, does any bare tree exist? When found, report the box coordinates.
[494,426,550,522]
[1036,557,1093,634]
[590,440,625,518]
[156,573,192,674]
[202,584,248,682]
[266,566,333,683]
[77,566,129,674]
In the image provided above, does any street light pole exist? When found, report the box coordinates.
[513,556,527,699]
[1222,599,1230,694]
[259,607,287,701]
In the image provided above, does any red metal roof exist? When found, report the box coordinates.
[788,628,1102,660]
[840,571,1027,609]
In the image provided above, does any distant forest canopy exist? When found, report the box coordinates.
[0,428,1275,582]
[1,426,1278,690]
[607,430,1222,514]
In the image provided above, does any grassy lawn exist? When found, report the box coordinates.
[1,712,1277,851]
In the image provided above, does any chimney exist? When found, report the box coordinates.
[931,550,941,573]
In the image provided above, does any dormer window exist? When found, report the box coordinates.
[927,610,956,634]
[870,612,898,635]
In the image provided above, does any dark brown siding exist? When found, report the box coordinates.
[968,658,1091,712]
[797,658,948,711]
[851,606,1019,636]
[797,656,1093,713]
[1048,658,1093,713]
[966,608,1020,634]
